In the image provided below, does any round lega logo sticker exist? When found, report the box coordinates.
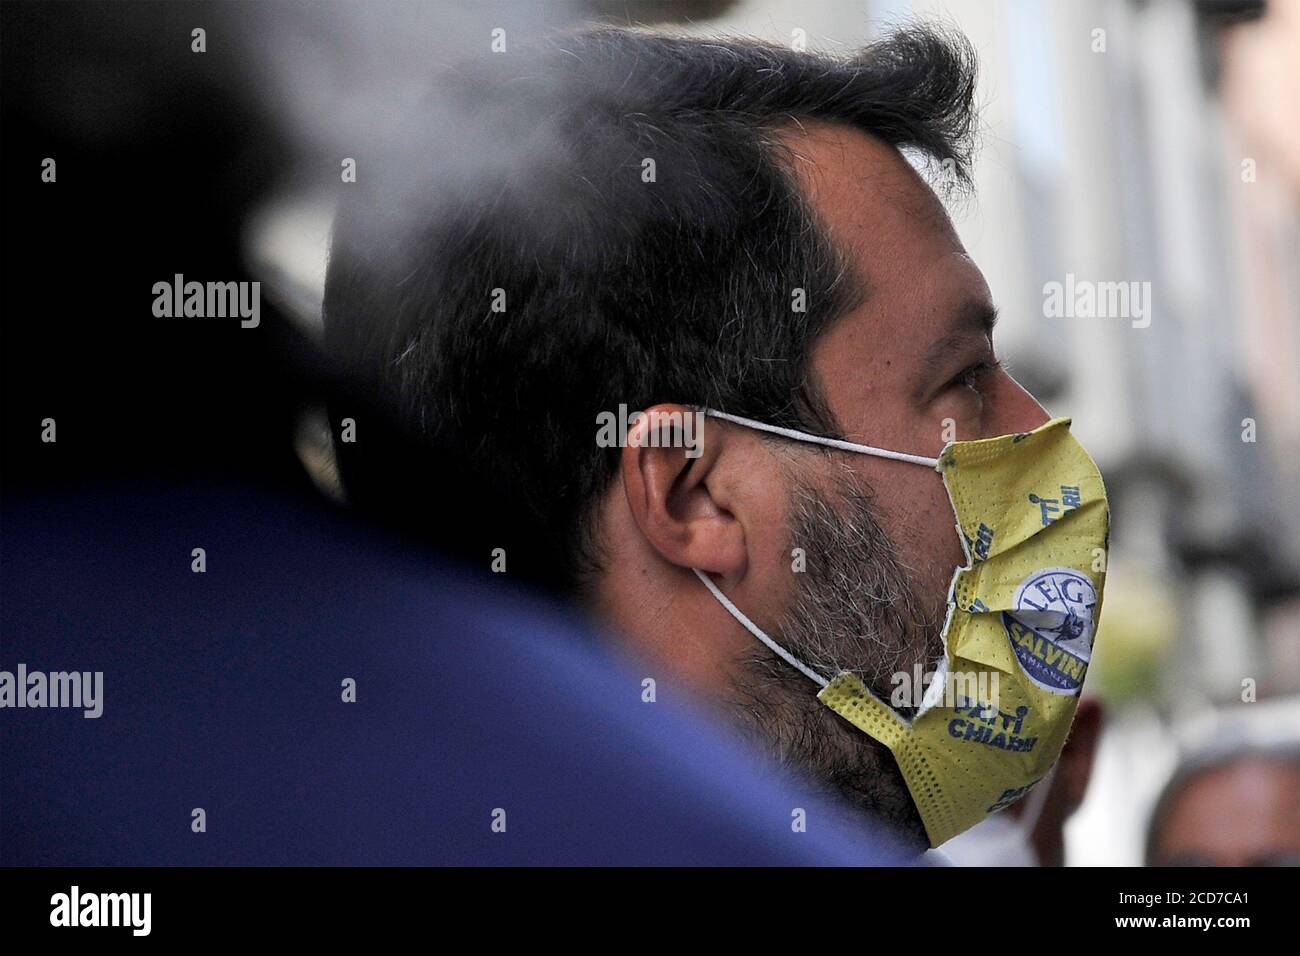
[1001,567,1097,694]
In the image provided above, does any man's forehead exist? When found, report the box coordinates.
[780,120,996,430]
[775,119,963,274]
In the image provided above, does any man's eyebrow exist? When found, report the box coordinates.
[917,300,1000,382]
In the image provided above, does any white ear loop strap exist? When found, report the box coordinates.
[692,568,829,688]
[701,408,941,470]
[689,407,939,688]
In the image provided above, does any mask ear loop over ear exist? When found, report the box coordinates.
[699,408,941,470]
[690,408,943,688]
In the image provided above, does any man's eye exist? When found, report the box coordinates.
[950,357,1004,392]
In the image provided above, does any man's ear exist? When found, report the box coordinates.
[620,404,748,578]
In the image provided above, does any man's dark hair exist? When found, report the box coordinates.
[324,24,977,591]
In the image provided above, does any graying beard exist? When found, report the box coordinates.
[723,458,944,848]
[776,461,942,702]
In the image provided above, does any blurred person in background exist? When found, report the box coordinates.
[942,697,1103,866]
[1145,739,1300,867]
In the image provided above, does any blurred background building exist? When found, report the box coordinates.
[241,0,1300,864]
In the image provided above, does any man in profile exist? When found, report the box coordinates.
[326,26,1065,850]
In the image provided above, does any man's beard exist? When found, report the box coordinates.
[725,459,947,849]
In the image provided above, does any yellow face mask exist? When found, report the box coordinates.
[694,412,1109,847]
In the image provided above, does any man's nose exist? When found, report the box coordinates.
[991,370,1050,436]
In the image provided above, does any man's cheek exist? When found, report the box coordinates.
[898,486,963,598]
[901,536,960,643]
